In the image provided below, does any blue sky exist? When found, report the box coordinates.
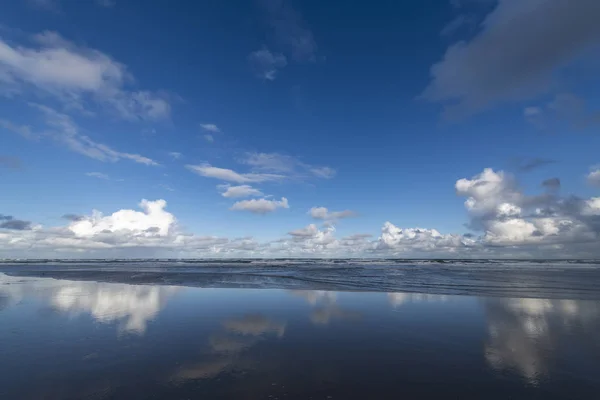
[1,0,600,258]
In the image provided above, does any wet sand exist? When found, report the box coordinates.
[1,270,599,399]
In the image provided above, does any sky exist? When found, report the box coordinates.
[0,0,599,258]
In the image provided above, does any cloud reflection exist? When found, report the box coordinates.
[387,292,449,307]
[290,290,362,324]
[483,297,600,384]
[172,313,286,383]
[0,273,179,334]
[52,282,179,334]
[223,314,286,337]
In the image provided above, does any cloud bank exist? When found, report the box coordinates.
[1,166,600,258]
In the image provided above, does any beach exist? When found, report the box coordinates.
[1,261,599,399]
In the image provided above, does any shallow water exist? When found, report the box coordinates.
[1,271,599,399]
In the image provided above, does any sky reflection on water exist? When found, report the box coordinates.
[0,273,599,399]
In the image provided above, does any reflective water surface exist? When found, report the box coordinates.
[1,273,599,399]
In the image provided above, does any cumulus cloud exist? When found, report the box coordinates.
[218,184,264,198]
[276,223,344,255]
[377,222,472,253]
[288,224,319,238]
[456,168,600,248]
[455,168,521,217]
[0,31,170,120]
[230,197,289,214]
[248,47,287,80]
[0,199,253,258]
[374,167,600,256]
[2,166,600,257]
[308,207,356,221]
[200,123,220,133]
[588,169,600,187]
[422,0,600,117]
[69,199,174,237]
[186,163,284,183]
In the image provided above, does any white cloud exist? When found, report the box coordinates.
[168,152,182,160]
[186,163,284,183]
[0,31,170,120]
[22,104,159,165]
[309,207,356,221]
[203,134,214,143]
[230,197,289,214]
[86,172,109,180]
[456,168,600,247]
[288,224,319,237]
[587,169,600,187]
[455,168,521,216]
[274,224,343,255]
[200,123,220,133]
[377,222,472,253]
[241,152,336,179]
[248,47,287,80]
[582,198,600,216]
[69,199,174,237]
[218,184,264,198]
[2,166,600,258]
[0,200,256,257]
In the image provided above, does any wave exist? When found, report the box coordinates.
[2,259,600,300]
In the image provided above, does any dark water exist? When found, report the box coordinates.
[1,266,600,399]
[2,259,600,299]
